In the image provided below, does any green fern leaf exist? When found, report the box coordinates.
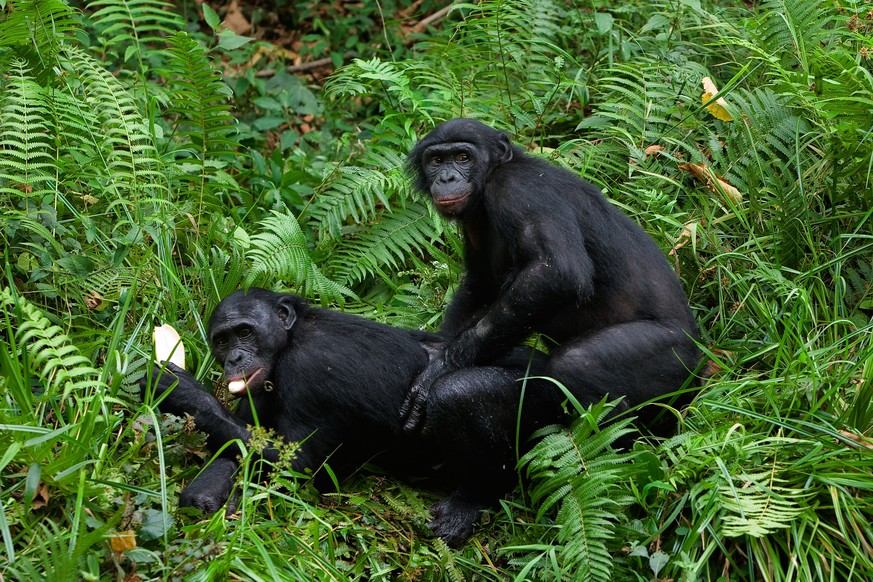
[519,398,637,581]
[245,211,355,304]
[0,0,80,79]
[0,287,108,403]
[0,59,56,199]
[719,471,812,538]
[326,203,445,287]
[163,31,239,160]
[755,0,832,63]
[307,148,410,239]
[64,46,167,200]
[88,0,184,56]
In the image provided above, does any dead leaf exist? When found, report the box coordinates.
[679,162,743,203]
[223,0,251,36]
[644,144,664,157]
[701,77,733,121]
[110,530,137,553]
[839,430,873,451]
[669,220,700,256]
[697,348,733,379]
[31,482,50,510]
[85,290,103,310]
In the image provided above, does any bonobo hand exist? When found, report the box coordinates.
[140,362,202,417]
[400,331,482,433]
[400,356,453,433]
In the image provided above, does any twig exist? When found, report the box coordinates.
[255,57,335,78]
[413,4,455,34]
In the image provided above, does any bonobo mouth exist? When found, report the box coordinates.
[432,188,472,215]
[226,368,265,396]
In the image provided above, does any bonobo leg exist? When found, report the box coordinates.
[545,321,700,426]
[425,364,558,547]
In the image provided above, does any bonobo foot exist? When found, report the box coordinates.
[428,491,487,548]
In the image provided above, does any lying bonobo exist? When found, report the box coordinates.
[144,288,557,548]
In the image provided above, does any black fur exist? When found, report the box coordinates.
[145,288,552,548]
[401,118,701,432]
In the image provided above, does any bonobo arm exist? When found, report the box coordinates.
[401,214,592,433]
[445,215,593,367]
[145,363,253,457]
[146,362,285,463]
[144,363,285,514]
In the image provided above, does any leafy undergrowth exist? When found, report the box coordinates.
[2,0,873,580]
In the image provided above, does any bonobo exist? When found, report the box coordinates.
[400,118,701,432]
[145,288,553,548]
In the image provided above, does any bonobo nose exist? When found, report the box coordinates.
[228,349,244,365]
[437,169,457,183]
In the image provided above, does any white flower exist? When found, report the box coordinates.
[153,324,186,370]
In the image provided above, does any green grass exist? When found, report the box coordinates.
[1,0,872,579]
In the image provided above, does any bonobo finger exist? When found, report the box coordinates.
[400,382,427,430]
[401,396,427,433]
[398,388,416,419]
[161,361,185,375]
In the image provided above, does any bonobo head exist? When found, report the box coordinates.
[207,288,303,397]
[408,118,518,218]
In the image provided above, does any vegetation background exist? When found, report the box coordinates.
[1,0,872,580]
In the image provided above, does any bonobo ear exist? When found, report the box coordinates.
[496,133,514,164]
[276,296,298,331]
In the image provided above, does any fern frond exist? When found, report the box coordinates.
[0,59,56,200]
[519,398,637,580]
[755,0,832,65]
[0,287,107,403]
[324,57,417,109]
[244,211,355,304]
[63,46,167,201]
[326,203,445,287]
[719,471,812,538]
[307,148,411,240]
[708,87,813,266]
[163,31,239,161]
[580,60,703,151]
[88,0,183,55]
[0,0,80,78]
[464,0,567,73]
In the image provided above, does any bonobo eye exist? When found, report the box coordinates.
[429,155,442,166]
[456,152,470,163]
[238,327,253,339]
[214,336,228,349]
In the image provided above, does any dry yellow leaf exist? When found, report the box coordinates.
[701,76,733,121]
[110,530,137,552]
[679,162,743,203]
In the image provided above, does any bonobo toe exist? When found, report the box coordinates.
[428,492,486,548]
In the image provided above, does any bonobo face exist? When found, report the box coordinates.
[423,143,478,216]
[208,290,297,397]
[409,118,515,219]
